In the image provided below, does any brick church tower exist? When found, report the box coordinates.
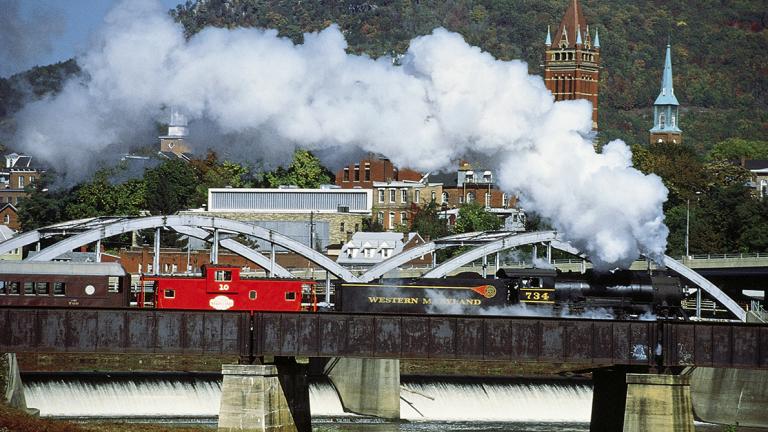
[543,0,601,129]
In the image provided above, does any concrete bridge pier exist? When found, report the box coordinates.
[325,357,400,419]
[218,358,310,432]
[590,367,695,432]
[1,353,37,415]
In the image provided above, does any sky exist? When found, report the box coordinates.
[1,0,181,77]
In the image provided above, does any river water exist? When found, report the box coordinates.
[21,374,736,431]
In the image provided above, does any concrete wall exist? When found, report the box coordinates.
[218,364,303,432]
[2,353,31,412]
[690,367,768,427]
[325,358,400,419]
[623,373,694,432]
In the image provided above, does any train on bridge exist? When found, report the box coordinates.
[0,261,687,319]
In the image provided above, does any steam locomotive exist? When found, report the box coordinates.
[337,268,686,319]
[0,261,686,319]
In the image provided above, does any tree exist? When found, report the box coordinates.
[454,201,501,234]
[190,151,252,206]
[144,159,199,215]
[632,142,707,208]
[264,150,332,188]
[66,169,146,219]
[409,200,449,240]
[17,174,73,230]
[708,138,768,162]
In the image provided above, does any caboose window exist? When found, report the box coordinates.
[35,282,49,295]
[285,292,296,301]
[53,282,66,296]
[249,290,257,300]
[215,270,232,282]
[164,289,175,299]
[23,282,34,295]
[108,277,120,293]
[8,282,19,295]
[0,281,4,295]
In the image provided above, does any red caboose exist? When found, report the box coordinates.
[140,265,318,312]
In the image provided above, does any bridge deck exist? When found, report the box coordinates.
[1,308,766,369]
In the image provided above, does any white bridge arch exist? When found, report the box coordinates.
[361,230,747,322]
[0,218,746,321]
[0,215,359,282]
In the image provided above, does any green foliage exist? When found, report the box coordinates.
[264,149,332,188]
[190,151,252,206]
[632,142,706,207]
[143,159,199,215]
[708,138,768,161]
[66,170,146,219]
[17,174,72,231]
[0,59,80,117]
[410,200,450,240]
[363,217,384,232]
[454,201,501,234]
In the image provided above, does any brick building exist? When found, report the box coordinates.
[116,247,332,275]
[335,156,423,190]
[543,0,601,129]
[0,153,43,230]
[430,162,515,210]
[372,181,443,230]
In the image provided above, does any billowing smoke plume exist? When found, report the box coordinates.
[0,0,66,77]
[10,0,668,269]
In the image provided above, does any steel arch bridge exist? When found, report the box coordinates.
[0,216,747,321]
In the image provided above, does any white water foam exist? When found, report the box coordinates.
[400,381,592,422]
[25,378,592,422]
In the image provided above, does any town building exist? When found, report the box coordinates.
[337,231,432,267]
[0,153,43,230]
[744,160,768,199]
[183,187,372,250]
[649,43,683,145]
[335,156,423,189]
[428,162,522,230]
[543,0,601,129]
[372,180,443,230]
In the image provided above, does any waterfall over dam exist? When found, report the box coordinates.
[23,374,593,422]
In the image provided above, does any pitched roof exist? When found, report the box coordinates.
[552,0,589,49]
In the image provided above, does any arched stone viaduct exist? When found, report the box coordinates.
[0,215,747,322]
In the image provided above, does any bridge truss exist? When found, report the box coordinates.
[0,216,747,321]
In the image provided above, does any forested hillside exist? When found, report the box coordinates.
[170,0,768,152]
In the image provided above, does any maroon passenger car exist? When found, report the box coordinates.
[0,261,130,308]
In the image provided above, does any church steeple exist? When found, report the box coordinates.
[649,43,682,145]
[543,0,601,130]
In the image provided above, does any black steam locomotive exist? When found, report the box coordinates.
[337,268,686,319]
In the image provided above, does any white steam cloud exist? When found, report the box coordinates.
[10,0,668,269]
